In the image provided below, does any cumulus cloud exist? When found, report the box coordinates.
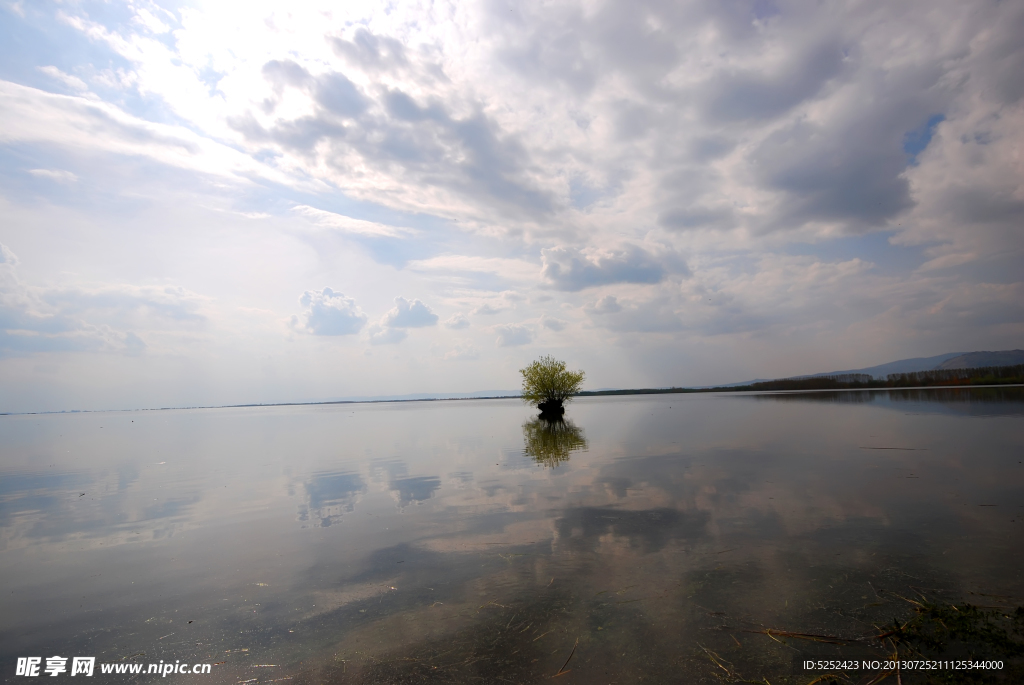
[295,288,367,336]
[493,323,533,347]
[444,313,470,329]
[541,245,686,291]
[381,297,438,328]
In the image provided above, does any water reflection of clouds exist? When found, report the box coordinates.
[555,506,710,554]
[389,476,441,507]
[300,471,366,527]
[370,459,445,507]
[0,467,200,548]
[299,461,445,522]
[4,394,1022,681]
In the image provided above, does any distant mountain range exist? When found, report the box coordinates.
[800,349,1024,380]
[712,349,1024,388]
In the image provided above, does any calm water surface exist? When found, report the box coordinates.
[2,389,1023,683]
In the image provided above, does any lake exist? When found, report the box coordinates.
[2,388,1023,683]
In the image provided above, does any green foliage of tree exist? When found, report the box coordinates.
[519,355,585,407]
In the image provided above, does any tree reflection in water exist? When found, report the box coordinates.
[521,416,587,467]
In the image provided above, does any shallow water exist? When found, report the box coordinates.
[1,389,1022,683]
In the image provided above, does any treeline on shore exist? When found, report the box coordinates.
[576,364,1024,396]
[746,364,1024,391]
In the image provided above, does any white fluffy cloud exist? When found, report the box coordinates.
[381,297,438,328]
[295,288,367,336]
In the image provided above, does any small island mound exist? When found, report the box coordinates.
[519,355,585,418]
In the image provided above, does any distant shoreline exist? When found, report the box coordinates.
[2,383,1022,417]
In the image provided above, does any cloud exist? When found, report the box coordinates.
[0,244,206,356]
[749,115,915,232]
[444,313,470,330]
[0,244,19,267]
[541,316,567,331]
[407,255,538,283]
[123,331,146,356]
[232,53,557,221]
[33,0,1023,251]
[471,303,506,316]
[43,285,206,326]
[37,65,89,92]
[381,297,438,328]
[584,255,880,336]
[329,28,410,74]
[130,8,171,34]
[296,288,367,336]
[294,205,413,238]
[363,297,437,344]
[493,323,533,347]
[28,168,78,183]
[3,0,1023,406]
[700,39,847,123]
[0,81,295,188]
[589,296,621,314]
[541,245,686,291]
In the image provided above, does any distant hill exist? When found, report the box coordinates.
[936,350,1024,370]
[805,349,1024,380]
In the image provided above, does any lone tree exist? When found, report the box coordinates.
[519,355,585,415]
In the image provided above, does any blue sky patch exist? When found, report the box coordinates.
[903,114,944,165]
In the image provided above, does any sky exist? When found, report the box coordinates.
[1,0,1022,413]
